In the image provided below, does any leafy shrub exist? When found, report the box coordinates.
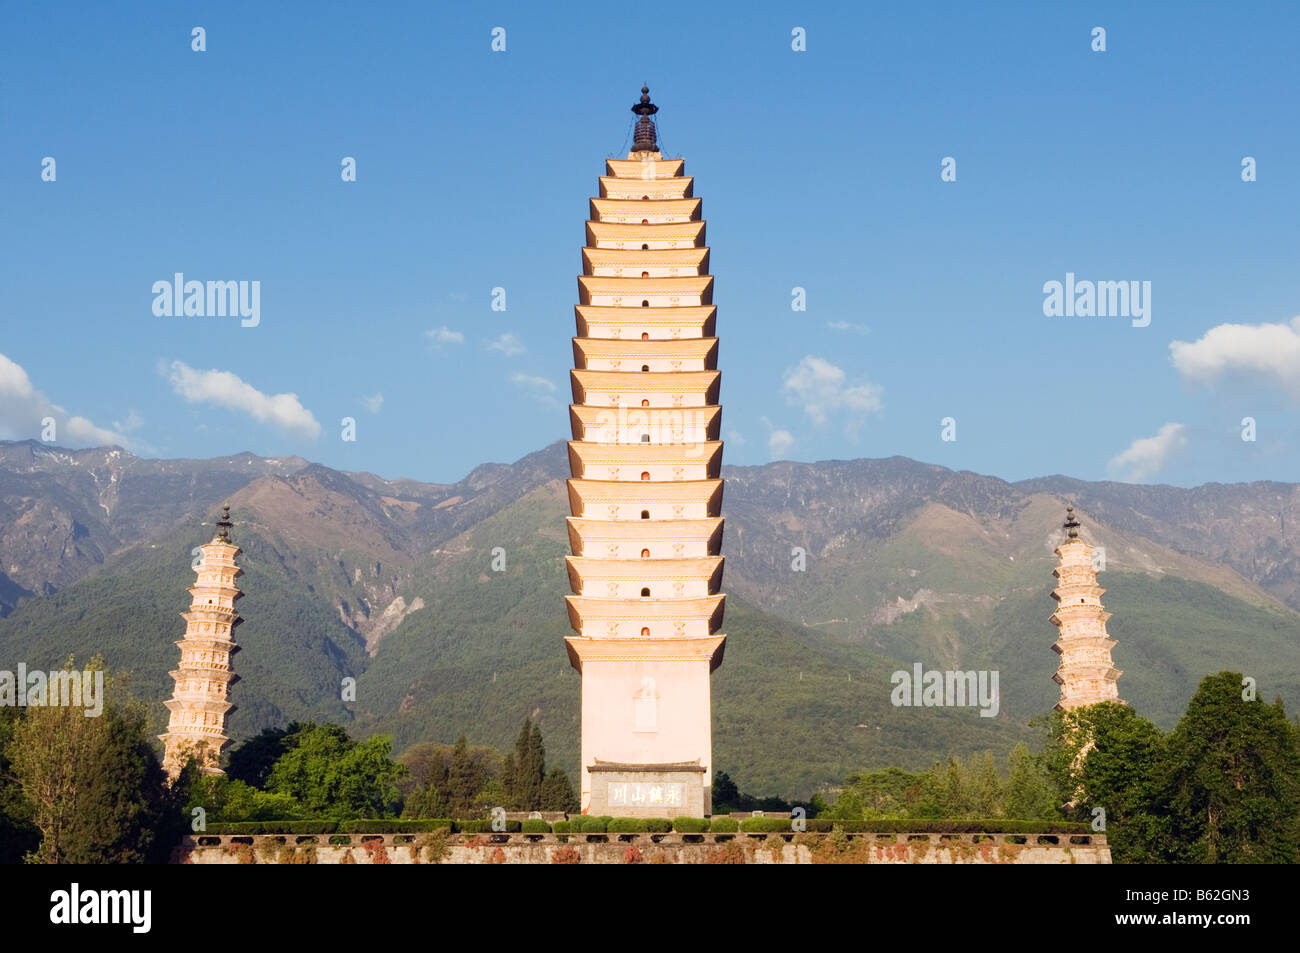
[608,818,647,833]
[208,820,338,835]
[453,819,521,833]
[673,817,709,833]
[645,818,673,833]
[830,819,1090,834]
[739,817,791,833]
[571,816,607,834]
[521,819,552,834]
[552,820,571,834]
[709,817,739,833]
[338,819,453,834]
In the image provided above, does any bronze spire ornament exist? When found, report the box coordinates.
[631,85,659,153]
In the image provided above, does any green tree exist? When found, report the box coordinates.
[7,659,181,863]
[0,707,39,862]
[444,735,485,817]
[826,767,923,820]
[265,723,405,819]
[226,723,299,788]
[919,757,969,818]
[1164,673,1300,863]
[539,767,579,813]
[520,720,546,810]
[966,751,1002,817]
[504,718,546,810]
[1041,702,1167,863]
[1004,742,1055,820]
[501,752,518,808]
[402,783,449,819]
[186,775,304,822]
[712,771,740,811]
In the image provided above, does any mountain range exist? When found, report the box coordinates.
[1,438,1297,797]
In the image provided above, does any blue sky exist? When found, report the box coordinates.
[2,1,1297,487]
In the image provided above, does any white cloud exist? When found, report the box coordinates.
[163,360,321,439]
[760,416,794,460]
[112,410,145,433]
[510,373,557,394]
[782,355,883,428]
[510,373,559,409]
[1107,423,1188,483]
[426,326,464,345]
[827,320,869,334]
[361,393,384,414]
[0,351,131,447]
[726,429,745,448]
[1170,316,1300,399]
[486,333,525,356]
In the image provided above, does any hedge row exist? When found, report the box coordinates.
[205,821,339,835]
[824,819,1092,834]
[201,817,1090,837]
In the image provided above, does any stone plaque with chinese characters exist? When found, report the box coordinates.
[607,781,684,809]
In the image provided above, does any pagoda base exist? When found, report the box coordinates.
[586,760,709,817]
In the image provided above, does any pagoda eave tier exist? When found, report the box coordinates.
[173,636,241,653]
[567,440,723,478]
[577,275,713,306]
[163,698,235,716]
[566,516,724,556]
[582,246,710,276]
[565,634,725,673]
[589,197,702,223]
[585,221,706,250]
[573,336,718,369]
[570,370,720,406]
[604,157,684,178]
[566,593,725,627]
[575,305,716,339]
[158,729,233,744]
[598,175,694,199]
[569,403,721,442]
[180,611,242,628]
[566,555,724,590]
[566,478,723,514]
[169,667,238,682]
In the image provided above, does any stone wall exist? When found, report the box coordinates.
[176,831,1111,864]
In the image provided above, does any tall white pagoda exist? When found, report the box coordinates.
[160,503,243,779]
[564,87,726,816]
[1050,505,1123,709]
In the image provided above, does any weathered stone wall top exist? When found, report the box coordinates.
[176,831,1111,865]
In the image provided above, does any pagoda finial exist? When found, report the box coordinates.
[216,502,233,542]
[631,84,658,152]
[1064,504,1080,539]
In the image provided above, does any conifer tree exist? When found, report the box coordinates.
[1004,742,1054,820]
[1164,673,1300,863]
[540,767,579,813]
[446,735,484,817]
[521,720,546,810]
[967,751,1002,817]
